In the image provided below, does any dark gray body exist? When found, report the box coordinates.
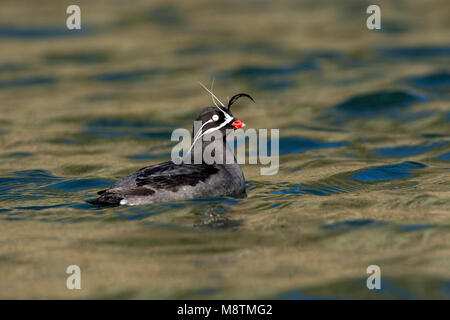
[93,104,248,206]
[94,140,246,206]
[95,161,245,206]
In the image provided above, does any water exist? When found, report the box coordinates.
[0,0,449,299]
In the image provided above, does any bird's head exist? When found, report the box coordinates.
[192,93,254,140]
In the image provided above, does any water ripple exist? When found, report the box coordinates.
[351,161,427,182]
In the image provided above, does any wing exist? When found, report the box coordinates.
[92,161,219,205]
[135,161,219,191]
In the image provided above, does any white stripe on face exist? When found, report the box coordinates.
[188,109,234,154]
[190,119,213,150]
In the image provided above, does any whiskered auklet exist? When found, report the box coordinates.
[93,88,254,206]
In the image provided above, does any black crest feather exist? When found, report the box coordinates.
[227,93,255,110]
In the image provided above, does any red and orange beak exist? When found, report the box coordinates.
[231,119,245,129]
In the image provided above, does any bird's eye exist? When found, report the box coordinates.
[212,115,219,121]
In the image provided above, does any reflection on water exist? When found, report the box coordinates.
[351,161,427,182]
[437,152,450,161]
[320,219,388,231]
[278,137,350,155]
[0,25,91,38]
[276,276,450,300]
[0,76,57,89]
[381,46,450,59]
[327,91,428,125]
[0,0,449,299]
[93,69,162,83]
[45,52,110,65]
[405,72,450,98]
[374,141,448,158]
[83,118,176,140]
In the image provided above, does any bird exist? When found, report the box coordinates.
[92,86,254,206]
